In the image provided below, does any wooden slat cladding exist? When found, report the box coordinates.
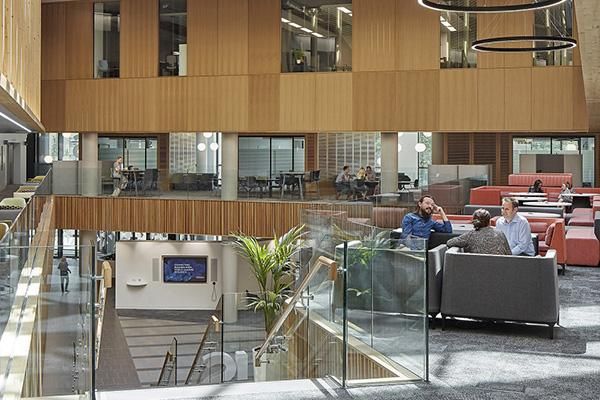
[65,1,93,79]
[395,0,439,71]
[218,0,249,75]
[473,133,498,180]
[187,0,218,76]
[444,133,471,165]
[0,0,42,123]
[53,196,373,237]
[41,2,66,81]
[353,0,396,71]
[121,0,158,78]
[248,0,280,75]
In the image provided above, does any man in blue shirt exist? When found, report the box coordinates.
[495,197,535,256]
[401,195,452,239]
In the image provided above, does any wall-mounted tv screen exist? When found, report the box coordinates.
[163,256,208,283]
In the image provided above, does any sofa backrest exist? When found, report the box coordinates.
[372,207,407,229]
[428,244,447,315]
[441,247,559,324]
[508,173,572,187]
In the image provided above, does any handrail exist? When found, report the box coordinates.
[185,297,222,385]
[254,255,337,367]
[157,337,178,386]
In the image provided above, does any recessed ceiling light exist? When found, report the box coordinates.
[288,22,301,28]
[300,27,312,33]
[337,6,352,14]
[312,32,324,38]
[281,18,289,23]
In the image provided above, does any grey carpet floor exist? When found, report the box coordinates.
[98,266,600,400]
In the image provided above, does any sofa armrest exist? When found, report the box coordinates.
[427,244,447,315]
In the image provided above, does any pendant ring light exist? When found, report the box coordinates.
[417,0,567,14]
[472,36,577,52]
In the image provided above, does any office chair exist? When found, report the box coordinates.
[97,59,109,78]
[166,55,177,75]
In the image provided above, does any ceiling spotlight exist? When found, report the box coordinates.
[43,155,53,163]
[423,132,432,138]
[210,143,219,151]
[203,132,213,138]
[197,143,206,151]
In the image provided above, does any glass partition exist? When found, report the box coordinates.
[281,0,352,72]
[533,0,573,67]
[159,0,187,76]
[94,1,120,78]
[440,11,477,68]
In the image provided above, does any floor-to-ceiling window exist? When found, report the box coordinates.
[513,136,595,186]
[159,0,187,76]
[281,0,352,72]
[98,136,157,170]
[37,132,80,174]
[239,136,305,179]
[533,0,573,67]
[93,1,120,78]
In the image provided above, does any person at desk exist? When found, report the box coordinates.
[559,181,574,202]
[335,165,351,200]
[447,209,511,255]
[528,179,544,193]
[400,195,452,240]
[365,165,378,196]
[495,197,535,256]
[111,156,125,197]
[353,167,368,199]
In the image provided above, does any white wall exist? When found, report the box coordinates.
[116,241,260,310]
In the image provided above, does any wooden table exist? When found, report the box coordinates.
[518,211,560,218]
[523,201,571,208]
[507,192,547,197]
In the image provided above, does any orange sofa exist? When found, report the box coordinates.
[508,173,572,187]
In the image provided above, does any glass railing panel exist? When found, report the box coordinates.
[345,236,428,384]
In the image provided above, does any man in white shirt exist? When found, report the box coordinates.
[495,197,535,256]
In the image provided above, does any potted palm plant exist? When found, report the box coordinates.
[231,224,305,334]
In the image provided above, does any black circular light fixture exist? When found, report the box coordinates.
[417,0,568,14]
[471,35,577,52]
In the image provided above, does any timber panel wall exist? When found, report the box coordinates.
[54,196,372,237]
[1,0,42,120]
[41,0,588,133]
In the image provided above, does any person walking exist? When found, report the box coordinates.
[57,256,72,294]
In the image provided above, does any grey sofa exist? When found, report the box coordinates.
[428,244,447,318]
[441,247,559,338]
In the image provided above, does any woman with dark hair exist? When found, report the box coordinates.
[528,179,544,193]
[446,209,511,255]
[559,181,574,202]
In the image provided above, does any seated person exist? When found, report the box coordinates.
[364,165,378,196]
[353,167,368,199]
[495,197,535,256]
[335,165,351,200]
[401,195,452,240]
[559,181,574,202]
[528,179,544,193]
[447,209,511,255]
[365,165,376,181]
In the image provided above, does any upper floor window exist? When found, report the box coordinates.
[533,0,573,67]
[159,0,187,76]
[281,1,352,73]
[94,2,120,78]
[440,12,477,68]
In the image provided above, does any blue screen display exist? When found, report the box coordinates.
[163,256,207,283]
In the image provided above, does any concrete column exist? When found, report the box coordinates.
[381,132,399,193]
[80,133,100,196]
[432,133,444,165]
[221,133,238,200]
[221,243,238,323]
[79,230,97,276]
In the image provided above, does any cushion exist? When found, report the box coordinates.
[0,198,26,208]
[545,223,555,246]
